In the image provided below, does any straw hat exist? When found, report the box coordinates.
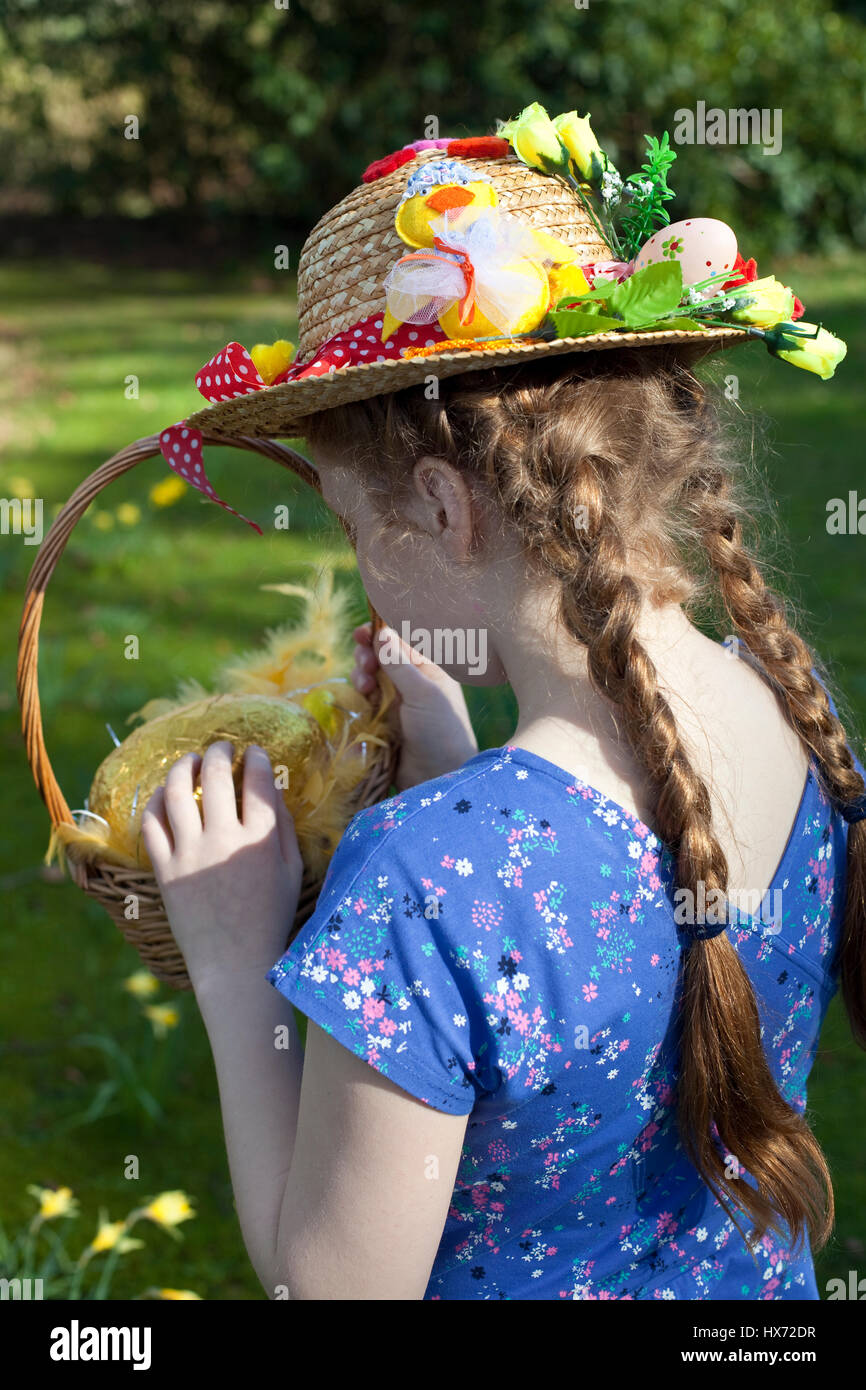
[185,147,747,442]
[154,104,845,520]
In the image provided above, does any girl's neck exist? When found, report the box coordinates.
[503,600,718,826]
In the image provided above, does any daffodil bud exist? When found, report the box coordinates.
[552,110,606,184]
[727,276,795,329]
[762,322,848,379]
[499,102,570,177]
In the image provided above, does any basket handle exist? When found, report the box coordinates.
[16,431,390,832]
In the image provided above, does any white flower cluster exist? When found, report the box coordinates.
[601,169,623,206]
[624,177,655,199]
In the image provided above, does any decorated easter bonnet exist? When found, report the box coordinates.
[150,99,847,527]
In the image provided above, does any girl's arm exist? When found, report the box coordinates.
[193,965,304,1293]
[141,740,467,1298]
[140,741,307,1290]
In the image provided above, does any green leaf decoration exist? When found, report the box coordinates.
[619,130,678,259]
[604,260,684,327]
[638,317,706,331]
[551,309,625,337]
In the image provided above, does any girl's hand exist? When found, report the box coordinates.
[140,741,304,990]
[351,622,478,792]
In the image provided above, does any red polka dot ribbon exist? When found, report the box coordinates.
[194,341,277,401]
[157,423,263,534]
[157,316,451,531]
[278,314,449,378]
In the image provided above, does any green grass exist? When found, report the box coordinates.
[1,253,864,1298]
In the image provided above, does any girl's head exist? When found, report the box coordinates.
[298,345,866,1258]
[301,345,734,685]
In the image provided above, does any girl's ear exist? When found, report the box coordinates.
[410,456,477,556]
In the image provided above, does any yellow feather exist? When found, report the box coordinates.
[46,564,398,891]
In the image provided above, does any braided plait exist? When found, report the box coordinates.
[693,478,866,1049]
[513,437,832,1251]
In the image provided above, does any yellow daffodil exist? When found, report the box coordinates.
[123,970,160,999]
[116,502,142,526]
[552,110,605,183]
[150,475,188,508]
[143,1003,179,1038]
[766,322,847,380]
[141,1191,195,1229]
[27,1184,80,1221]
[8,476,35,499]
[728,276,795,329]
[87,1213,145,1256]
[249,339,295,386]
[499,101,569,176]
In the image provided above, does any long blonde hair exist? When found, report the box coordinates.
[298,345,866,1253]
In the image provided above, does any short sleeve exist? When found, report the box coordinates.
[265,801,498,1114]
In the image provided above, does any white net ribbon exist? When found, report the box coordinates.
[384,206,554,335]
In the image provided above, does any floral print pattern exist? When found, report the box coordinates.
[266,660,861,1299]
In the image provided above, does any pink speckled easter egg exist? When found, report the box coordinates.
[633,218,738,296]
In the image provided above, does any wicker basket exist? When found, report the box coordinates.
[16,432,402,990]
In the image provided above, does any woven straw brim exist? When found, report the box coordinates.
[186,326,755,440]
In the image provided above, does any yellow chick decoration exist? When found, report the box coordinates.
[45,567,396,886]
[382,160,586,345]
[394,165,499,250]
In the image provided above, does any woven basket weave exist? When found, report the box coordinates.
[17,432,402,990]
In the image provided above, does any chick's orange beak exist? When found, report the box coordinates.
[425,186,475,213]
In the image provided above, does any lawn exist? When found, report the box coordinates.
[1,252,864,1298]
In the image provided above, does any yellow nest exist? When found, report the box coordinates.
[46,568,395,883]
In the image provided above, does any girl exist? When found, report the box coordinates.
[141,128,864,1301]
[143,346,866,1301]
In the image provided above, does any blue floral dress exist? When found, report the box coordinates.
[266,659,862,1300]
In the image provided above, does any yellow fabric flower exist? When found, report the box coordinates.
[249,340,295,386]
[771,323,847,380]
[728,276,795,329]
[547,263,591,309]
[150,475,188,507]
[143,1004,180,1038]
[552,111,605,183]
[499,101,568,175]
[141,1191,195,1228]
[27,1185,79,1220]
[123,970,160,999]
